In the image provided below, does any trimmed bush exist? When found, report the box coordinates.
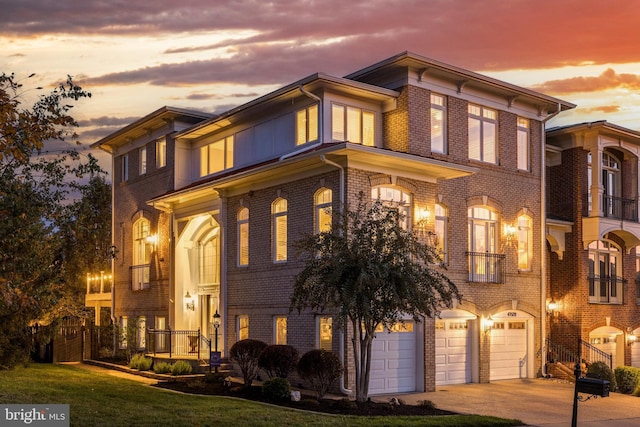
[171,360,193,376]
[229,339,268,387]
[586,361,616,391]
[258,345,299,379]
[261,377,291,402]
[129,354,152,371]
[153,361,172,374]
[614,366,640,394]
[297,349,343,400]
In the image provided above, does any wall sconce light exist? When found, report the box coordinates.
[483,315,494,334]
[627,328,637,346]
[184,291,195,311]
[416,207,430,226]
[146,234,158,246]
[503,223,517,245]
[547,298,559,318]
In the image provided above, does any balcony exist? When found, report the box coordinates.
[588,275,624,304]
[582,193,640,248]
[130,264,150,291]
[85,272,112,304]
[583,194,638,222]
[466,251,506,284]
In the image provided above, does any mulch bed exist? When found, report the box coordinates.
[154,379,456,417]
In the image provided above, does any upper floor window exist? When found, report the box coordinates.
[139,147,147,175]
[200,136,234,177]
[468,206,503,283]
[296,104,319,146]
[517,117,530,171]
[275,316,287,345]
[237,208,249,266]
[434,203,448,264]
[272,198,288,262]
[430,94,447,154]
[121,155,129,182]
[315,188,332,233]
[517,214,532,271]
[331,104,374,146]
[588,240,622,304]
[635,246,640,305]
[156,138,166,168]
[132,218,151,290]
[198,230,219,285]
[371,186,412,229]
[468,104,497,164]
[317,316,332,351]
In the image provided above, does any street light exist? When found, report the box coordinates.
[212,310,221,373]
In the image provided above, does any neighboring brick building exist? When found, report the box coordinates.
[93,51,575,394]
[546,121,640,369]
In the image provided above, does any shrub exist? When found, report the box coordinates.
[614,366,640,394]
[129,354,152,371]
[171,360,193,376]
[261,377,291,402]
[258,345,299,379]
[153,361,172,374]
[229,339,268,387]
[297,349,343,400]
[586,361,616,391]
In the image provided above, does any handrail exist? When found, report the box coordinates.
[146,328,207,358]
[545,337,580,364]
[580,339,612,369]
[465,251,506,284]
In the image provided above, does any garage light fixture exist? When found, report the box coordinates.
[547,298,559,318]
[482,315,494,334]
[627,328,637,346]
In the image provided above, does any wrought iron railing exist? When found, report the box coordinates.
[582,193,638,222]
[466,251,505,284]
[580,339,613,369]
[545,338,580,364]
[545,338,612,369]
[146,328,210,359]
[587,275,624,304]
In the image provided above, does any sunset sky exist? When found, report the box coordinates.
[2,0,640,173]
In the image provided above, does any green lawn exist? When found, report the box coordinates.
[0,364,523,427]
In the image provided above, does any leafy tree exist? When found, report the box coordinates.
[0,72,96,369]
[291,192,460,402]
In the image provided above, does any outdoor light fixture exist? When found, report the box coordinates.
[212,310,221,373]
[184,291,195,311]
[483,315,494,334]
[627,329,637,346]
[503,223,517,245]
[547,298,559,317]
[146,234,158,247]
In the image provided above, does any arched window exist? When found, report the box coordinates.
[468,206,501,283]
[314,188,332,233]
[371,186,412,229]
[132,218,151,290]
[237,208,249,266]
[517,214,532,271]
[588,240,622,304]
[272,198,288,262]
[198,228,219,285]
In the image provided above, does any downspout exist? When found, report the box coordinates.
[541,103,562,377]
[320,154,351,395]
[279,86,323,161]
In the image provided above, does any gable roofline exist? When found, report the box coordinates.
[345,51,576,114]
[547,121,640,141]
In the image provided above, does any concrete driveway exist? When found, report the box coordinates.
[373,378,640,426]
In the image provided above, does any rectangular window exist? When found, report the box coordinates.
[331,103,374,146]
[155,316,166,352]
[156,138,166,168]
[275,316,287,345]
[517,215,532,271]
[468,104,497,164]
[430,94,446,153]
[120,316,128,349]
[273,199,288,262]
[237,208,249,266]
[139,147,147,175]
[317,317,332,351]
[435,204,447,264]
[200,136,234,177]
[137,316,146,349]
[121,155,129,182]
[517,117,530,171]
[296,104,319,146]
[237,316,249,341]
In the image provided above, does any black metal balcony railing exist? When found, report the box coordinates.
[582,193,638,222]
[466,251,506,284]
[130,264,150,291]
[588,275,624,304]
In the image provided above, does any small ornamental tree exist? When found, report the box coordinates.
[291,192,460,402]
[297,349,343,400]
[229,339,268,387]
[258,344,299,379]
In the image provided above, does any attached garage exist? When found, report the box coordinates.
[435,310,477,385]
[490,311,532,381]
[369,321,419,395]
[632,328,640,368]
[589,326,623,368]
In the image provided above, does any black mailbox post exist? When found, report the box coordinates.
[576,377,610,397]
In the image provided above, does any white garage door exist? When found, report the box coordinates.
[435,319,471,385]
[369,322,416,395]
[632,328,640,368]
[490,320,528,380]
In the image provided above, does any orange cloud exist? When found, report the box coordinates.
[531,69,640,95]
[582,105,621,114]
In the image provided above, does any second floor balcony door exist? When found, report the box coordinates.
[602,152,621,217]
[468,207,499,282]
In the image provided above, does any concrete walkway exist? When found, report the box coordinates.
[373,378,640,426]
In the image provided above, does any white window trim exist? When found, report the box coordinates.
[139,147,147,175]
[236,315,249,341]
[156,138,166,169]
[468,104,498,164]
[272,198,288,263]
[517,117,530,171]
[121,155,129,182]
[274,316,287,345]
[430,93,447,154]
[237,208,249,267]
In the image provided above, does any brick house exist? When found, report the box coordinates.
[93,51,575,393]
[546,121,640,369]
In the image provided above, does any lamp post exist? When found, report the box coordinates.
[212,310,221,373]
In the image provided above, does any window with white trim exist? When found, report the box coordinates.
[588,240,623,304]
[132,218,151,290]
[434,203,448,264]
[517,214,532,271]
[272,198,288,262]
[156,138,166,168]
[371,186,412,230]
[237,208,249,266]
[137,316,146,349]
[331,104,374,146]
[121,154,129,182]
[317,316,332,351]
[315,188,332,233]
[198,229,219,285]
[200,136,234,177]
[275,316,287,345]
[430,94,446,154]
[517,117,529,171]
[139,147,147,175]
[636,246,640,305]
[237,315,249,341]
[120,316,128,349]
[468,206,501,283]
[296,104,319,146]
[468,104,497,164]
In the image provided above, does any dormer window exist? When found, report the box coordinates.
[296,104,319,146]
[200,136,234,177]
[331,103,374,146]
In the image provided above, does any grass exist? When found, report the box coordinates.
[0,364,523,427]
